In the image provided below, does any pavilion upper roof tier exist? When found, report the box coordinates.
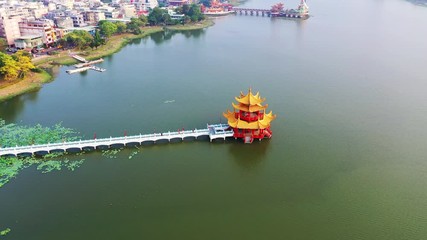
[235,89,266,106]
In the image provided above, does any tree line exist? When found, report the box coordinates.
[60,4,205,50]
[60,15,149,50]
[148,4,205,25]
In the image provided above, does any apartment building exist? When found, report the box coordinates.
[70,13,85,27]
[54,16,74,28]
[120,4,137,18]
[0,14,22,45]
[82,10,105,25]
[19,19,56,46]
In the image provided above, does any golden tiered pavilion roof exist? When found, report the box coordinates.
[232,102,268,112]
[235,89,266,106]
[223,110,276,130]
[231,89,268,113]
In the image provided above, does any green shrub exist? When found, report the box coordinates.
[31,67,43,73]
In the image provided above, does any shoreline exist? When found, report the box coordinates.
[0,70,52,102]
[33,26,164,68]
[1,20,214,102]
[164,19,214,31]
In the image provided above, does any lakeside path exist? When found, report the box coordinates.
[0,20,214,102]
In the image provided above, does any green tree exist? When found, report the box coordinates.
[182,4,191,15]
[183,15,191,24]
[90,30,105,49]
[188,4,205,22]
[127,23,142,34]
[138,15,148,26]
[199,0,211,7]
[130,17,143,27]
[98,21,117,38]
[127,18,143,34]
[12,50,35,78]
[61,30,93,50]
[0,52,20,81]
[163,13,173,25]
[148,7,170,25]
[0,38,7,52]
[115,21,127,33]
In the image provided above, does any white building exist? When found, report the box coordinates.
[167,9,184,20]
[134,0,158,11]
[0,5,30,45]
[19,19,56,45]
[47,3,57,12]
[120,4,136,18]
[58,0,74,10]
[0,14,22,45]
[25,2,48,18]
[14,34,42,49]
[54,16,73,28]
[96,6,120,19]
[82,10,105,25]
[70,13,85,27]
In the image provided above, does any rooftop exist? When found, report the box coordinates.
[16,34,42,40]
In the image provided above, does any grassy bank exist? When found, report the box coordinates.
[33,26,164,68]
[0,70,52,102]
[165,19,214,31]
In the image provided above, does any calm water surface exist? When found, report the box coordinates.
[1,0,427,239]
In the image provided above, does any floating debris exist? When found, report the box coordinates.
[0,228,11,236]
[163,100,175,104]
[37,160,62,173]
[102,149,123,159]
[128,151,139,159]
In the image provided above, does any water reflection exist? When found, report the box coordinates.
[149,29,206,45]
[106,54,113,62]
[129,37,142,45]
[270,17,308,30]
[79,70,88,77]
[0,91,39,122]
[228,140,271,170]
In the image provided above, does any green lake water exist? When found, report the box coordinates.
[1,0,427,239]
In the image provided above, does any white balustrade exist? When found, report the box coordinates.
[0,124,232,156]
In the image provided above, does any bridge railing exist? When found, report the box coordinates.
[0,125,229,152]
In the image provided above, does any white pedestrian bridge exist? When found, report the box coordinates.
[0,124,234,157]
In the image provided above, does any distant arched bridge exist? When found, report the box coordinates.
[232,8,271,16]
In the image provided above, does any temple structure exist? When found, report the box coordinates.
[223,89,276,143]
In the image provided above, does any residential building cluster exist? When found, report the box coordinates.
[0,0,191,49]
